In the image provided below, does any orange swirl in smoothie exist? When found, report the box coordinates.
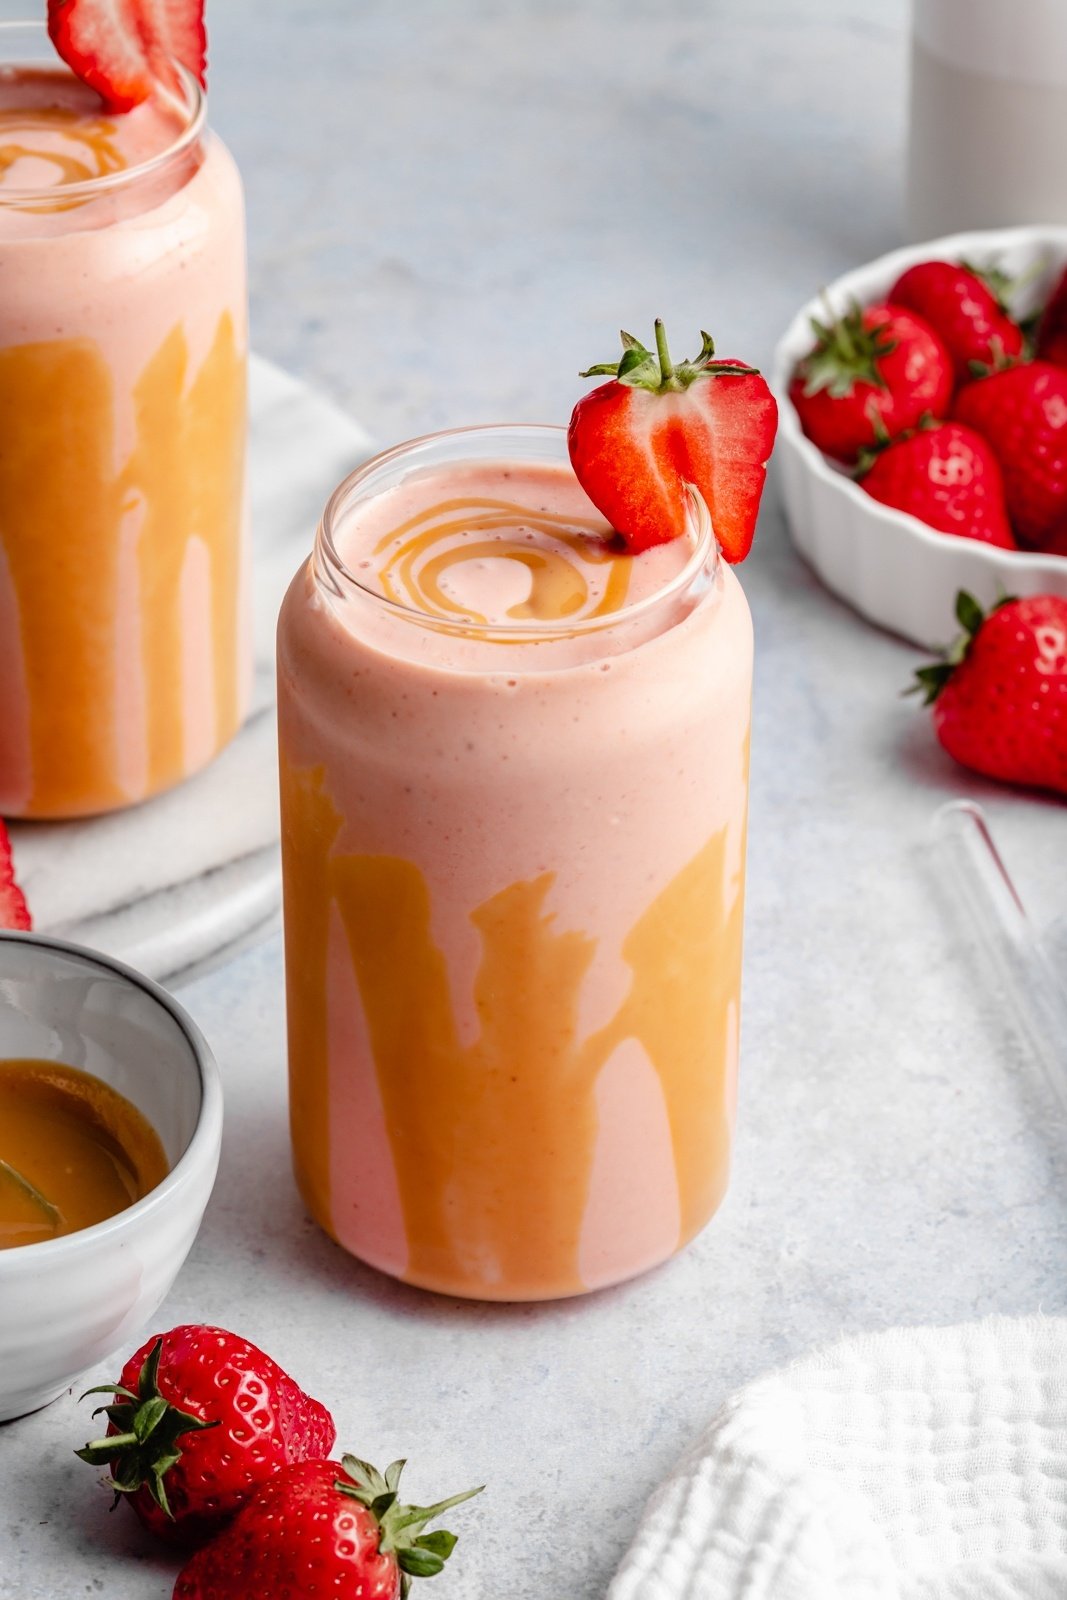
[0,69,184,206]
[0,102,125,188]
[373,496,633,626]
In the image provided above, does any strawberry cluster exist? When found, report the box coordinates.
[790,258,1067,558]
[77,1325,482,1600]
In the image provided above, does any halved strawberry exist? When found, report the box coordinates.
[48,0,207,113]
[567,321,778,559]
[0,822,31,932]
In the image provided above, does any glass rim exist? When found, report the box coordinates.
[315,422,719,644]
[0,19,205,206]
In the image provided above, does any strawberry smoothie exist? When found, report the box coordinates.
[278,425,752,1301]
[0,24,248,818]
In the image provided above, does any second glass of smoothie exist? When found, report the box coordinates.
[278,425,752,1300]
[0,21,249,818]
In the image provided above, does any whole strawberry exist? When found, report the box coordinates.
[568,320,778,558]
[1037,261,1067,368]
[173,1455,482,1600]
[1036,265,1067,371]
[76,1326,336,1547]
[1038,520,1067,558]
[913,591,1067,796]
[858,421,1016,549]
[789,299,953,463]
[954,361,1067,546]
[0,821,30,930]
[888,259,1025,383]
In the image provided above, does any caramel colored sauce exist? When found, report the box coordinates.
[0,1058,168,1249]
[0,98,125,188]
[282,758,744,1296]
[0,313,246,815]
[374,498,632,625]
[123,316,247,794]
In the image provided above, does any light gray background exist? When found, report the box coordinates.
[4,4,1066,1598]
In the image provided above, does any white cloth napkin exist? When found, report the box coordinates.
[608,1317,1067,1600]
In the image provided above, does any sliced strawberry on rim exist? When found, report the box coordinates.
[48,0,207,113]
[0,821,31,932]
[567,320,778,558]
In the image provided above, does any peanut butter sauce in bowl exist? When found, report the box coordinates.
[0,930,222,1419]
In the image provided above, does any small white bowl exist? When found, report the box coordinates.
[771,225,1067,649]
[0,932,222,1420]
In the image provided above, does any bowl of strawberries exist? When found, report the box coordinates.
[772,225,1067,648]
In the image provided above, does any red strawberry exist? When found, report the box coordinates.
[567,321,778,559]
[48,0,207,112]
[858,421,1016,549]
[0,821,30,931]
[888,259,1025,382]
[913,590,1067,796]
[954,361,1067,546]
[1037,261,1067,368]
[173,1455,482,1600]
[1037,521,1067,557]
[76,1326,335,1547]
[789,300,953,464]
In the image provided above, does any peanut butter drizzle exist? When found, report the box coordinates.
[283,760,745,1296]
[122,315,247,792]
[0,93,126,210]
[0,338,125,809]
[281,755,344,1233]
[374,498,632,625]
[0,314,246,816]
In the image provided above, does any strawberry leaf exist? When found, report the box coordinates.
[955,590,985,635]
[416,1530,459,1559]
[335,1455,482,1585]
[397,1548,446,1578]
[580,320,757,395]
[797,299,896,399]
[74,1338,217,1517]
[907,589,1018,705]
[133,1397,169,1443]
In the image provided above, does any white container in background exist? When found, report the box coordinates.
[908,0,1067,236]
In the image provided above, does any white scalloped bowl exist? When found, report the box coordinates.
[771,225,1067,649]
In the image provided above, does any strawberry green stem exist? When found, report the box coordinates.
[654,318,682,389]
[75,1337,218,1517]
[579,323,758,393]
[85,1430,139,1451]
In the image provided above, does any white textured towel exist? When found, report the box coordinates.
[608,1318,1067,1600]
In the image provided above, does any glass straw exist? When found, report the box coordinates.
[930,800,1067,1112]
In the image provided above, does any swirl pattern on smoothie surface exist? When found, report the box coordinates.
[0,103,123,188]
[373,496,633,626]
[339,462,700,633]
[0,69,182,197]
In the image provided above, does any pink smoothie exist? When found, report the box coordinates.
[278,430,753,1300]
[0,55,248,818]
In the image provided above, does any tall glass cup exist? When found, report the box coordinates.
[0,21,249,818]
[277,426,752,1300]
